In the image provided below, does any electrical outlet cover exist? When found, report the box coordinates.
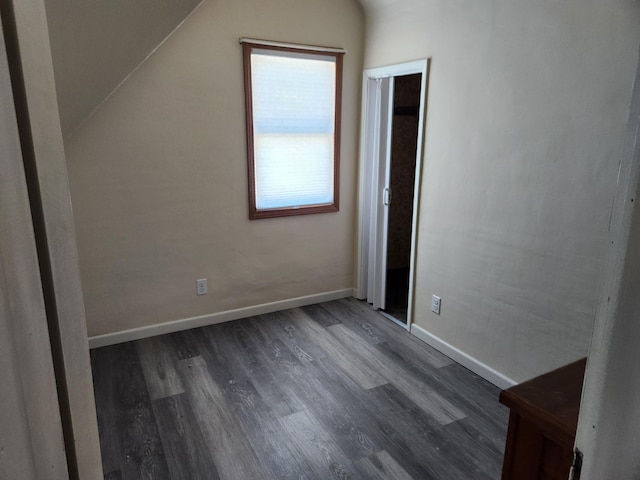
[432,295,441,315]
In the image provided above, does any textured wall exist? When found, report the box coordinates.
[364,0,640,382]
[45,0,201,135]
[61,0,364,337]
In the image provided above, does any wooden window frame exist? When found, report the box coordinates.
[242,41,343,219]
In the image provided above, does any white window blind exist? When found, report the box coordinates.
[250,49,337,211]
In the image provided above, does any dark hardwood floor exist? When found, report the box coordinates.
[91,298,508,480]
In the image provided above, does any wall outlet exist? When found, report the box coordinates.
[196,278,207,295]
[432,295,441,315]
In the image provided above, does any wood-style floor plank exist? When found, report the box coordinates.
[237,315,384,462]
[342,298,454,369]
[168,329,200,360]
[220,374,318,480]
[356,450,415,480]
[91,348,124,477]
[247,329,457,480]
[327,322,466,425]
[285,358,382,461]
[152,393,220,480]
[435,363,508,450]
[374,339,506,447]
[91,343,171,480]
[316,299,385,344]
[442,417,505,479]
[285,308,389,390]
[136,335,185,400]
[196,319,313,478]
[92,299,508,480]
[209,318,304,418]
[280,409,366,480]
[300,303,343,327]
[307,365,465,480]
[175,356,268,480]
[265,309,330,362]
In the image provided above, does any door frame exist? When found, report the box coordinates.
[0,13,69,477]
[1,1,104,478]
[356,59,429,329]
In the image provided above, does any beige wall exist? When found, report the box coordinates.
[45,0,201,135]
[62,0,364,337]
[52,0,638,384]
[362,0,640,381]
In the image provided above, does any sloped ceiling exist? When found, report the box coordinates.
[45,0,202,136]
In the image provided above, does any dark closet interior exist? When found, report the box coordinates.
[384,73,421,323]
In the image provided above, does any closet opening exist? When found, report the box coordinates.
[357,60,429,329]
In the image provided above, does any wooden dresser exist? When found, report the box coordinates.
[499,358,587,480]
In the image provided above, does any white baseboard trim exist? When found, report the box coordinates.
[88,289,353,349]
[409,323,517,390]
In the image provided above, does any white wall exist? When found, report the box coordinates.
[45,0,201,135]
[362,0,640,381]
[59,0,364,337]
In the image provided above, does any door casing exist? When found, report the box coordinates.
[356,59,429,329]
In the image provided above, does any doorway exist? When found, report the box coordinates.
[384,73,421,323]
[357,60,429,329]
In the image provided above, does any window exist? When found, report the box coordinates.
[242,40,344,219]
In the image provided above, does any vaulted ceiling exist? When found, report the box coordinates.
[45,0,201,135]
[45,0,379,137]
